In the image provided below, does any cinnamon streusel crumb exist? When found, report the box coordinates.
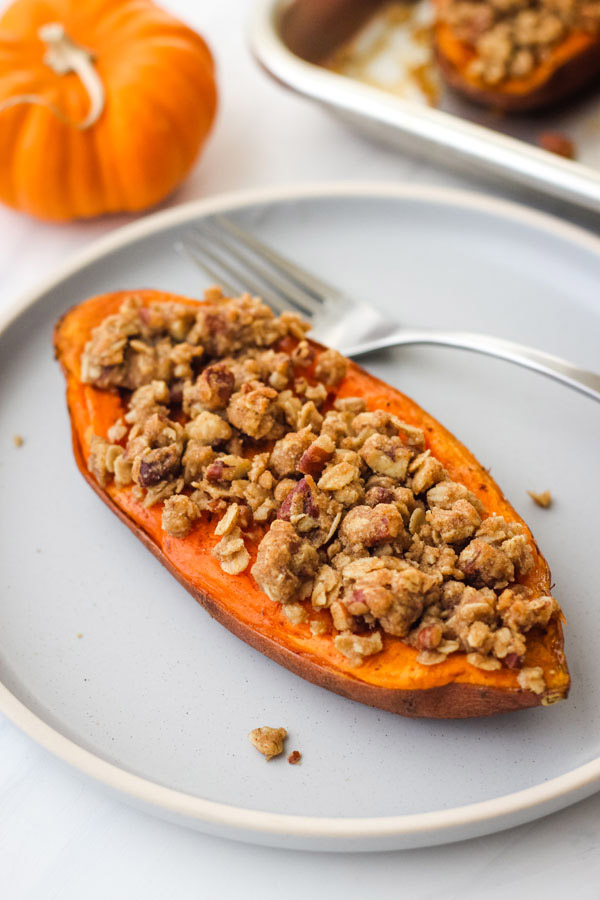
[249,726,287,760]
[528,489,552,508]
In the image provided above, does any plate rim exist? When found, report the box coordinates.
[2,180,600,847]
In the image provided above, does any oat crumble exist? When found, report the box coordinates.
[249,726,287,760]
[439,0,600,86]
[81,290,561,690]
[528,489,552,508]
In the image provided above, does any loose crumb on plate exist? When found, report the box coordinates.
[13,434,24,447]
[528,489,552,508]
[248,726,287,761]
[288,750,302,765]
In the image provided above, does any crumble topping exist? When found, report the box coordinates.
[249,726,287,760]
[438,0,600,86]
[528,489,552,508]
[517,665,546,694]
[81,290,560,687]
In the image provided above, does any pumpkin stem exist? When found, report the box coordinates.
[0,23,105,130]
[39,24,104,129]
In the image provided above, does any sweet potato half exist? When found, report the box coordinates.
[54,290,570,719]
[434,11,600,112]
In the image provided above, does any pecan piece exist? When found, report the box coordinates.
[136,444,181,487]
[252,520,319,604]
[415,623,443,651]
[364,485,395,506]
[205,454,251,483]
[504,653,523,670]
[339,504,402,548]
[277,477,319,524]
[195,362,235,410]
[360,433,412,481]
[539,131,575,160]
[298,433,336,477]
[458,538,514,588]
[270,427,314,478]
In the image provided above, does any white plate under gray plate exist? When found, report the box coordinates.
[1,183,599,852]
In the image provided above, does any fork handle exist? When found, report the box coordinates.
[343,329,600,404]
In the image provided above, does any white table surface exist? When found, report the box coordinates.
[2,2,600,896]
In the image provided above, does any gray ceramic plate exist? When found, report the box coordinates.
[1,184,599,852]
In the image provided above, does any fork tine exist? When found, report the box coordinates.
[197,220,321,317]
[175,240,238,298]
[214,215,341,302]
[179,232,291,315]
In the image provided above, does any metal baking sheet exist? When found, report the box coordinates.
[251,0,600,214]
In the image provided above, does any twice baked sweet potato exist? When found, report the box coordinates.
[54,290,570,719]
[434,0,600,112]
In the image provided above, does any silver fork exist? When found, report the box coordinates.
[175,216,600,404]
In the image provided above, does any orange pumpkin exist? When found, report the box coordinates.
[0,0,217,221]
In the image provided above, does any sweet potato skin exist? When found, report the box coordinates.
[435,20,600,112]
[54,290,570,719]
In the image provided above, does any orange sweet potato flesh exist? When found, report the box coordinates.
[434,12,600,112]
[54,290,570,718]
